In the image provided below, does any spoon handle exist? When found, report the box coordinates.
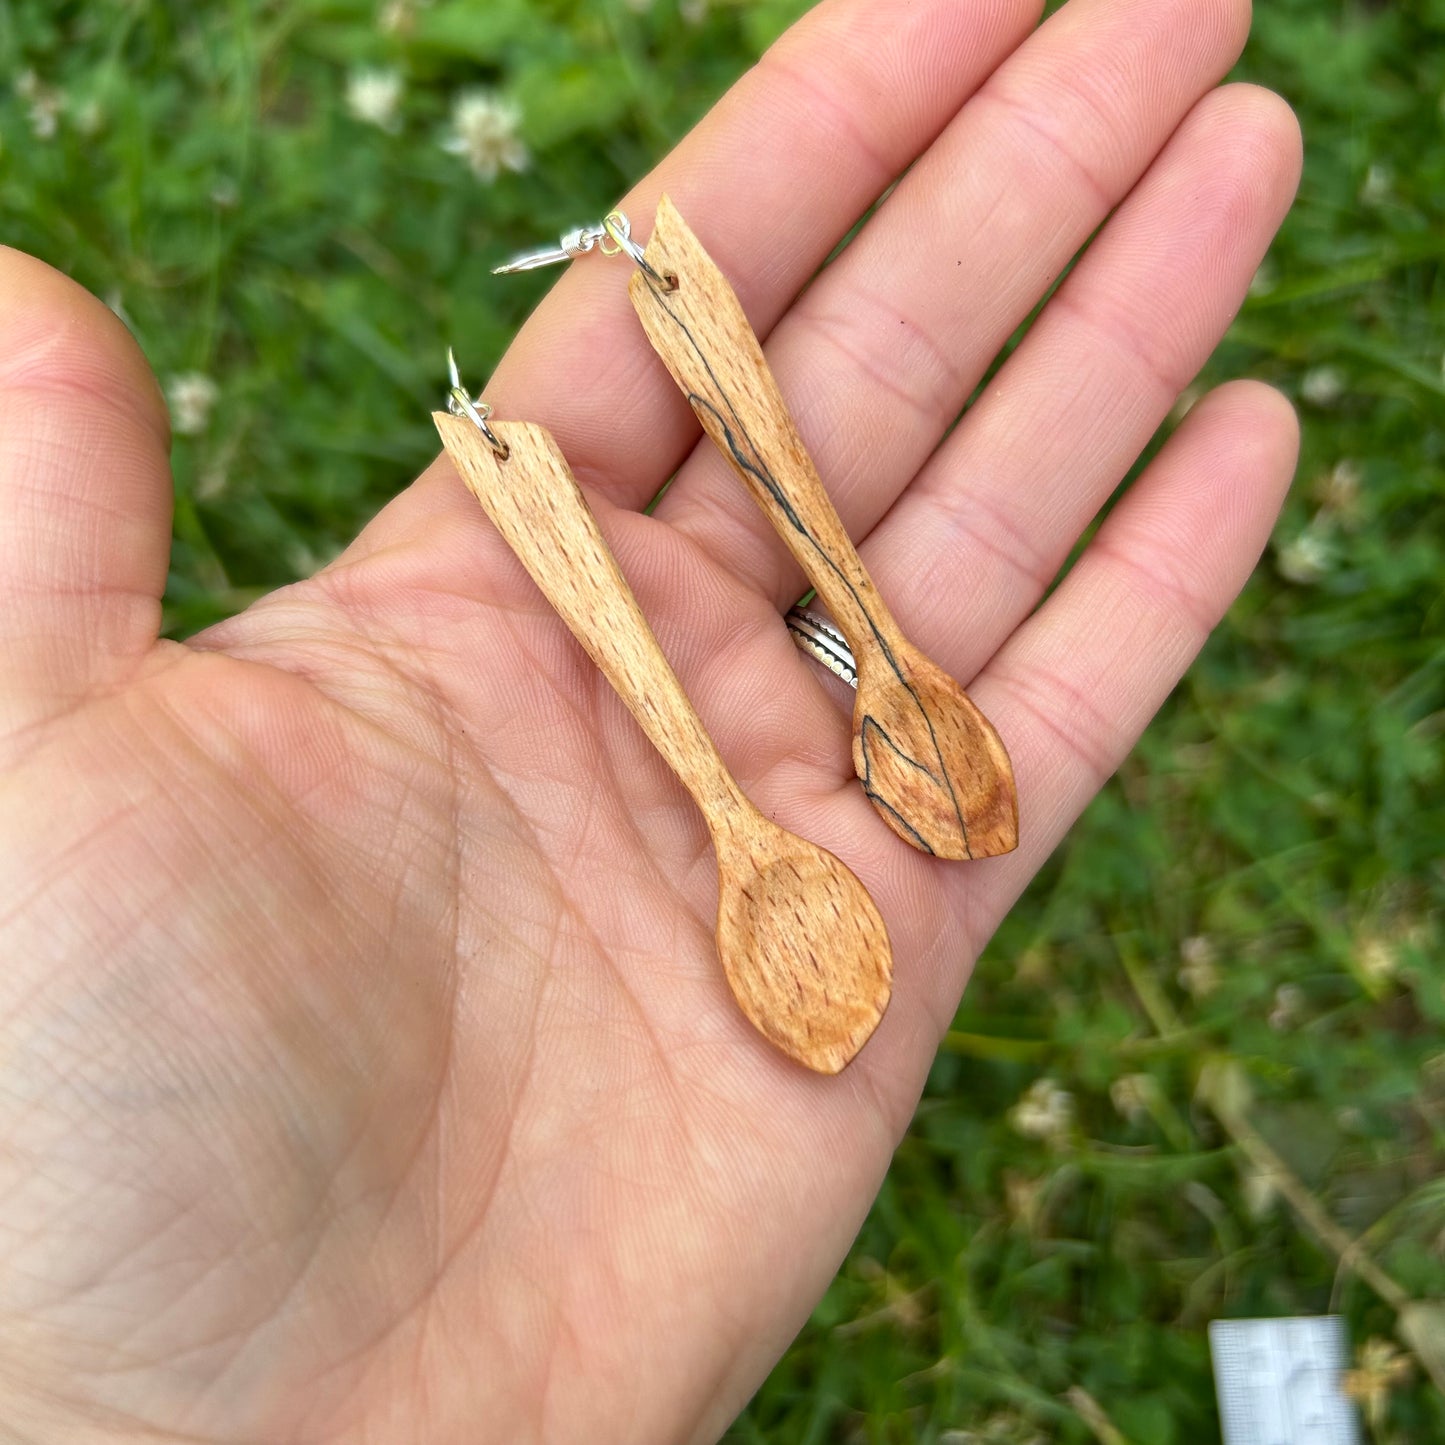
[434,412,749,834]
[628,195,889,662]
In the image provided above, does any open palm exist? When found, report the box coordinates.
[0,0,1301,1440]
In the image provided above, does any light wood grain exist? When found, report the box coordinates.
[628,195,1019,861]
[435,411,892,1073]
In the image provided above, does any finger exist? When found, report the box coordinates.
[857,83,1303,677]
[340,0,1043,561]
[656,0,1255,589]
[0,249,173,736]
[908,382,1299,1020]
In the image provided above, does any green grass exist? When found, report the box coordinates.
[3,1,1443,1439]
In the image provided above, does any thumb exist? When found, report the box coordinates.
[0,247,174,738]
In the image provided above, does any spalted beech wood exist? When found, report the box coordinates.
[630,196,1018,861]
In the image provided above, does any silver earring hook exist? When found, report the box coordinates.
[446,348,510,460]
[491,222,609,274]
[493,210,677,292]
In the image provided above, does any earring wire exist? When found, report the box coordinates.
[445,349,510,460]
[493,211,677,292]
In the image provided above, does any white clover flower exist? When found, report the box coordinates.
[1300,365,1345,408]
[167,373,220,436]
[1276,527,1333,585]
[347,67,404,132]
[442,91,528,182]
[1178,935,1220,999]
[1010,1078,1074,1145]
[17,70,63,140]
[1268,982,1304,1033]
[1109,1073,1153,1124]
[30,101,60,139]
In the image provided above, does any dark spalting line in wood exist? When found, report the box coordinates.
[858,720,933,854]
[688,395,811,544]
[857,718,934,854]
[861,716,935,777]
[637,276,973,856]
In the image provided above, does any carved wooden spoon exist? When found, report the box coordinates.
[629,195,1019,861]
[435,409,892,1074]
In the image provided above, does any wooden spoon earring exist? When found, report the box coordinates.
[434,354,891,1074]
[498,202,1018,862]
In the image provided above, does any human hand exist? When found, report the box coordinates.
[0,0,1301,1439]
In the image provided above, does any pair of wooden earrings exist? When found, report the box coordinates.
[434,197,1017,1074]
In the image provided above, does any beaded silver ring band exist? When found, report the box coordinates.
[785,607,858,689]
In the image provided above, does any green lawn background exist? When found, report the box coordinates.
[2,1,1442,1440]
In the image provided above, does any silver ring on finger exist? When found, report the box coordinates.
[786,607,858,689]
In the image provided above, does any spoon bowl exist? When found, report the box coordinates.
[715,815,892,1074]
[853,640,1018,861]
